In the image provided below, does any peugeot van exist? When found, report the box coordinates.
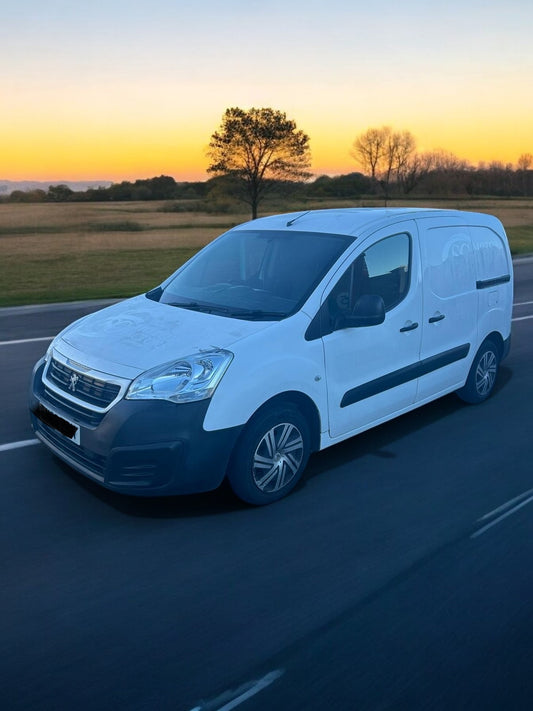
[30,208,513,504]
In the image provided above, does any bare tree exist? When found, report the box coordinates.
[517,153,533,196]
[351,126,416,202]
[398,152,435,194]
[392,131,417,178]
[428,149,471,173]
[382,130,416,201]
[517,153,533,171]
[207,107,311,219]
[350,126,390,179]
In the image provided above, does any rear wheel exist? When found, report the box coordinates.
[457,339,500,404]
[228,405,311,505]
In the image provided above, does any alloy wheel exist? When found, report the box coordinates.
[252,422,304,493]
[475,350,497,396]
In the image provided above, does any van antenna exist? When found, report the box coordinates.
[286,211,310,227]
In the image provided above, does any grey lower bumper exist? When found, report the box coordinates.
[30,360,243,496]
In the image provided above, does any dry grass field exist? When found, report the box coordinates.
[1,198,532,306]
[0,202,245,255]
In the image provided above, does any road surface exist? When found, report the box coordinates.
[1,261,532,710]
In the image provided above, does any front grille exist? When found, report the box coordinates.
[43,387,105,428]
[47,357,121,409]
[35,419,106,480]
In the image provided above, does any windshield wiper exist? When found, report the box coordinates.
[169,301,233,315]
[168,302,285,320]
[231,310,286,321]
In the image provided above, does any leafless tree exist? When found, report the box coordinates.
[517,153,533,196]
[350,126,390,179]
[427,149,471,173]
[352,126,417,202]
[517,153,533,171]
[398,152,435,194]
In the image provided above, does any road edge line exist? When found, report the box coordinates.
[0,439,39,453]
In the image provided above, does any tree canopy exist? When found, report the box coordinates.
[207,107,311,218]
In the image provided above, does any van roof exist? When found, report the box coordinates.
[236,208,503,237]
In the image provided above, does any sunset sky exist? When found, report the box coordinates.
[2,0,532,183]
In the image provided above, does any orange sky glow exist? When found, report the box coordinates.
[2,1,532,184]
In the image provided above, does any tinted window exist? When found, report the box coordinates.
[325,233,411,327]
[158,229,354,320]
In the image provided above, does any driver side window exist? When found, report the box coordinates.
[326,233,411,329]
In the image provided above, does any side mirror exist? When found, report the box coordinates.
[335,293,386,329]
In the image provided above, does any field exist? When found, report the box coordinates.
[1,198,532,307]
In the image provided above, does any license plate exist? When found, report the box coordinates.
[33,403,80,445]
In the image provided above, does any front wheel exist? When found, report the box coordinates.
[457,339,500,404]
[228,405,311,505]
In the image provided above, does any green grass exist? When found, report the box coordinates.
[0,201,531,307]
[0,247,197,307]
[1,230,531,308]
[506,225,533,255]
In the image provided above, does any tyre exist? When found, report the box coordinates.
[228,404,311,505]
[457,339,500,404]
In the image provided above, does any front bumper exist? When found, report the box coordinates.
[30,359,243,496]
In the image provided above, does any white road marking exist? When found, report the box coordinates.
[478,487,533,521]
[512,315,533,322]
[472,489,533,538]
[0,439,39,453]
[513,300,533,306]
[0,336,54,346]
[188,670,284,711]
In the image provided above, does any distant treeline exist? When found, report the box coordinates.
[2,167,532,207]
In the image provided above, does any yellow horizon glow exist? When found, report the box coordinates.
[3,116,532,184]
[3,85,532,183]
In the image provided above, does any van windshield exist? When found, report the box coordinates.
[153,229,354,320]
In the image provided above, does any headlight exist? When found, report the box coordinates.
[44,337,59,363]
[126,349,233,404]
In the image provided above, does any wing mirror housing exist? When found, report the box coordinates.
[335,293,386,329]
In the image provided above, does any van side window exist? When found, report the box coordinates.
[470,226,509,283]
[424,226,474,297]
[326,233,411,326]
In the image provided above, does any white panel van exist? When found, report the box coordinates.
[30,209,513,504]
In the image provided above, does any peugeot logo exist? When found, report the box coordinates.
[68,373,80,392]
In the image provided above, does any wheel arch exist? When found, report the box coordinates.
[242,391,322,454]
[480,331,504,358]
[457,332,502,405]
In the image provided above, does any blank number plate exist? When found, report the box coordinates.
[33,403,80,445]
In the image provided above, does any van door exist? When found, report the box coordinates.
[321,222,422,439]
[416,219,477,402]
[470,224,513,338]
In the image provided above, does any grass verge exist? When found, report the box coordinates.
[0,201,531,307]
[0,247,197,307]
[506,225,533,255]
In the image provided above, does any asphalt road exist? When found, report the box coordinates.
[1,260,532,711]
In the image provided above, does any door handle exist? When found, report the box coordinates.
[400,322,419,332]
[428,314,445,323]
